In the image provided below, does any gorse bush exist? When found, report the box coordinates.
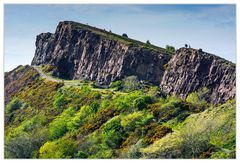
[6,98,22,114]
[39,138,77,158]
[48,107,75,140]
[4,66,235,159]
[53,93,67,112]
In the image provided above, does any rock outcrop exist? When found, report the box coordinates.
[31,21,236,104]
[31,21,171,85]
[161,48,236,104]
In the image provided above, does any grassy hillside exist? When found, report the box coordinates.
[70,21,168,54]
[4,65,235,159]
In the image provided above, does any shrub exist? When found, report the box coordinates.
[5,129,48,158]
[121,111,153,132]
[74,151,88,158]
[39,138,77,158]
[66,105,97,131]
[109,80,122,90]
[123,76,141,92]
[143,124,173,145]
[122,33,128,38]
[133,96,153,110]
[53,93,67,112]
[186,87,209,106]
[101,116,125,149]
[165,45,175,54]
[6,98,22,114]
[49,107,75,140]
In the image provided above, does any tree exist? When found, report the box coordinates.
[122,33,128,38]
[185,44,188,48]
[146,40,151,44]
[123,76,141,92]
[165,45,175,54]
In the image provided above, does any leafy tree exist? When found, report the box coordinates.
[186,87,209,106]
[165,45,175,54]
[109,80,123,90]
[48,107,75,140]
[39,138,77,158]
[5,129,48,158]
[6,98,22,114]
[123,76,141,92]
[146,40,151,44]
[122,33,128,38]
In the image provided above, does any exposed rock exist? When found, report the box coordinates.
[161,48,236,104]
[31,21,236,104]
[31,21,171,85]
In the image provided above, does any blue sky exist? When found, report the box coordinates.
[4,4,236,71]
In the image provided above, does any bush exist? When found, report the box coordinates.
[109,80,122,90]
[74,151,88,158]
[123,76,141,92]
[53,93,67,112]
[122,33,128,38]
[143,124,173,145]
[165,45,175,54]
[66,105,97,131]
[133,96,153,110]
[121,111,153,132]
[6,98,22,114]
[49,107,75,140]
[101,116,125,149]
[5,129,48,158]
[186,87,209,106]
[39,138,77,158]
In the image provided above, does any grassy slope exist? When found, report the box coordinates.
[4,65,236,159]
[70,21,167,54]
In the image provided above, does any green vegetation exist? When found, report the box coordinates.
[165,45,175,54]
[4,67,235,159]
[6,98,22,114]
[70,22,168,53]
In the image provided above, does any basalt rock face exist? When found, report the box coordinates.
[161,48,236,104]
[31,21,171,85]
[31,21,236,104]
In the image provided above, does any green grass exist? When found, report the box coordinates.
[70,21,168,54]
[5,65,236,159]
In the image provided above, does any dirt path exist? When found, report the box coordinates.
[32,66,61,83]
[32,65,126,95]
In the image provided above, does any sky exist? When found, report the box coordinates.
[4,4,236,71]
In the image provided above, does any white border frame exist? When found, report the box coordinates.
[0,0,239,162]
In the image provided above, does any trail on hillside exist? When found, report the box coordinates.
[32,66,62,83]
[32,65,126,96]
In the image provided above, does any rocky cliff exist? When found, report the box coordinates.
[31,21,171,85]
[161,48,236,104]
[31,21,236,104]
